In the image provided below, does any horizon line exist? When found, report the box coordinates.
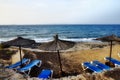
[0,24,120,26]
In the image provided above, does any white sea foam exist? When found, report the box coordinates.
[0,37,99,43]
[33,37,98,43]
[0,37,16,43]
[61,38,97,42]
[33,37,53,42]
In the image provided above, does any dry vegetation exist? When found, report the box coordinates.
[61,44,120,73]
[22,43,120,79]
[1,43,120,80]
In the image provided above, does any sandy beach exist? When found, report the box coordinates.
[1,0,120,79]
[0,41,120,80]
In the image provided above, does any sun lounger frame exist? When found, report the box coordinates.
[5,58,30,69]
[17,60,42,75]
[104,57,120,67]
[82,62,103,73]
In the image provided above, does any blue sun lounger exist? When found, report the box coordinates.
[17,60,42,75]
[91,60,110,70]
[105,57,120,66]
[82,62,103,73]
[5,58,30,69]
[38,69,53,79]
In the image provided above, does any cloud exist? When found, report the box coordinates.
[0,0,120,24]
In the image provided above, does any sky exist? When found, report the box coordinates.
[0,0,120,24]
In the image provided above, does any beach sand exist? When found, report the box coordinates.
[1,42,120,80]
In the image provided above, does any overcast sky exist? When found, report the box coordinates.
[0,0,120,24]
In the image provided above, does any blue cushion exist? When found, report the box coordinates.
[38,69,52,78]
[83,62,103,73]
[106,57,120,65]
[5,58,29,69]
[17,60,41,72]
[92,60,110,70]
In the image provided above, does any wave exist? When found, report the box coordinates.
[31,37,98,43]
[33,37,53,42]
[0,36,100,43]
[0,37,99,43]
[0,37,16,43]
[61,38,97,42]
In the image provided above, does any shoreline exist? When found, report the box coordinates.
[8,41,109,51]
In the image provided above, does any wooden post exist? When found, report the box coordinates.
[55,34,63,76]
[19,46,23,67]
[57,50,63,76]
[109,41,112,65]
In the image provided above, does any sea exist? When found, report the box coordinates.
[0,25,120,43]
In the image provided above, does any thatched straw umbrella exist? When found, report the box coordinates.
[2,37,35,67]
[39,34,75,76]
[95,34,120,64]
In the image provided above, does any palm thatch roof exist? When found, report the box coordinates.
[95,34,120,66]
[95,34,120,42]
[38,35,75,51]
[2,37,36,47]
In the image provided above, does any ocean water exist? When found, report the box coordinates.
[0,25,120,43]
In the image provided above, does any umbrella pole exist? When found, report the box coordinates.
[57,50,63,76]
[109,41,112,65]
[19,46,23,67]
